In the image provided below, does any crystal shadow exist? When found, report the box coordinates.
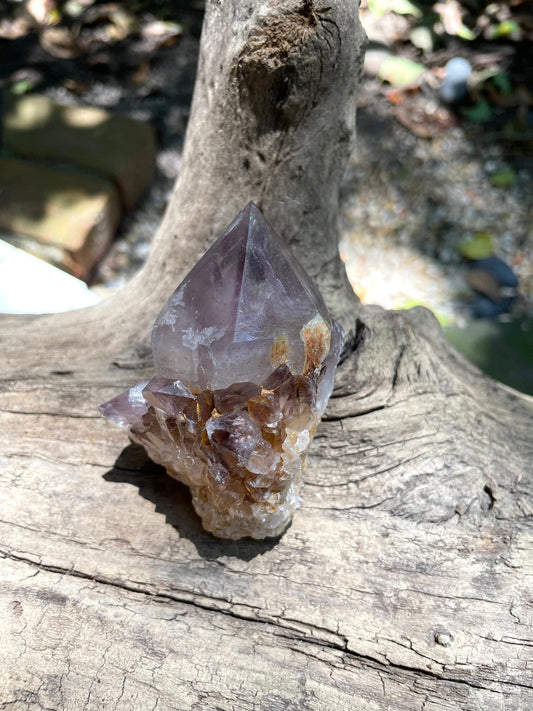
[103,443,284,561]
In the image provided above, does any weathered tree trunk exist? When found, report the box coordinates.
[1,1,532,709]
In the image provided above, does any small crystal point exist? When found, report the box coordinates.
[99,203,344,539]
[97,380,150,430]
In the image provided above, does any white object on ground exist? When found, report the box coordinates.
[0,239,100,313]
[440,57,472,103]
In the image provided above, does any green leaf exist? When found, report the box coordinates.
[11,80,34,96]
[368,0,422,19]
[396,300,452,327]
[492,72,512,94]
[459,232,494,260]
[391,0,422,17]
[463,99,492,123]
[378,57,425,88]
[456,25,476,41]
[490,167,516,188]
[490,20,521,39]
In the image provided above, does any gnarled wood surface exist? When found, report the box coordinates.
[1,2,532,709]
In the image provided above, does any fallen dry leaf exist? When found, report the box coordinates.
[39,26,83,58]
[393,101,458,137]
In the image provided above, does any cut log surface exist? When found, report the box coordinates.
[1,2,532,710]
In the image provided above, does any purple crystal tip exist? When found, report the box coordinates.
[151,202,341,391]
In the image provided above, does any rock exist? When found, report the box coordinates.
[0,156,121,280]
[464,256,519,318]
[469,256,519,288]
[3,93,156,209]
[469,294,516,319]
[440,57,472,103]
[466,269,503,303]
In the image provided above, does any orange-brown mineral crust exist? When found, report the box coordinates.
[270,335,289,367]
[301,316,332,374]
[130,365,321,539]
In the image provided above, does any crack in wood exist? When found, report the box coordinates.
[3,548,531,695]
[322,404,386,420]
[0,409,100,419]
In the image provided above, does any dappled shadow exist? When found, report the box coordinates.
[341,77,531,289]
[342,94,530,263]
[0,90,138,282]
[103,442,285,561]
[341,78,532,308]
[338,81,533,393]
[0,8,200,284]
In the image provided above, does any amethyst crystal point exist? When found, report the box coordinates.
[152,202,332,390]
[99,202,344,540]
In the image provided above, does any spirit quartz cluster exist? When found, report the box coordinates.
[99,203,344,539]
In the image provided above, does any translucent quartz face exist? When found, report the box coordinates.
[152,202,333,391]
[99,203,344,539]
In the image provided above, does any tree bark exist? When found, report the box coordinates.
[1,1,532,710]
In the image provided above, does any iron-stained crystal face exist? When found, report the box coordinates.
[99,202,344,539]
